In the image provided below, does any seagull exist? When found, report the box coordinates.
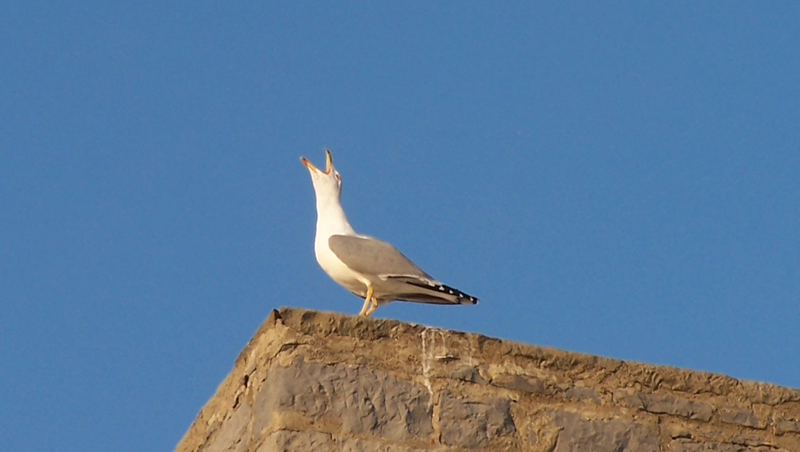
[300,149,479,316]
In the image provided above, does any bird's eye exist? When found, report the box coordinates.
[335,173,341,182]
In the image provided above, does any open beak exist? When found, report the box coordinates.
[300,156,318,172]
[300,149,333,174]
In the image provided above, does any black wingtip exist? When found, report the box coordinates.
[386,276,479,306]
[459,294,479,305]
[422,281,479,305]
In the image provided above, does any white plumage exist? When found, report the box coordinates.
[301,149,478,316]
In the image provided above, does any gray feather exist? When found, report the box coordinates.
[328,235,432,278]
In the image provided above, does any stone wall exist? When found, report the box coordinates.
[175,307,800,451]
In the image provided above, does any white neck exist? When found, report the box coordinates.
[315,192,356,238]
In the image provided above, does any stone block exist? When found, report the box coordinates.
[670,438,768,452]
[438,391,516,448]
[719,407,765,429]
[491,373,551,395]
[257,430,336,452]
[253,357,433,442]
[450,365,487,384]
[257,430,440,452]
[614,389,713,421]
[175,308,800,452]
[207,403,252,452]
[774,417,800,435]
[564,386,599,403]
[552,410,659,452]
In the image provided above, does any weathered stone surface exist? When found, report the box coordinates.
[670,438,782,452]
[258,430,439,452]
[253,357,433,442]
[336,437,440,452]
[257,430,336,452]
[666,423,692,439]
[450,365,487,384]
[614,389,714,421]
[729,433,773,448]
[552,410,659,452]
[175,307,800,452]
[491,373,552,395]
[438,392,516,448]
[719,407,765,429]
[740,380,800,405]
[206,403,251,452]
[564,386,599,403]
[774,418,800,435]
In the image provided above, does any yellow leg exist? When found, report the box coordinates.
[365,297,378,316]
[358,285,374,316]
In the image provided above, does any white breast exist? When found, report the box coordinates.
[314,233,369,296]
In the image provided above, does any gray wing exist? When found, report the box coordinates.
[328,235,432,278]
[329,234,480,306]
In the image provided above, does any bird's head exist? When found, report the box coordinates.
[300,149,343,199]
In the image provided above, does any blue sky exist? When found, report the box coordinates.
[2,3,799,451]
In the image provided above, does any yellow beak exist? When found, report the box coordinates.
[300,149,333,174]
